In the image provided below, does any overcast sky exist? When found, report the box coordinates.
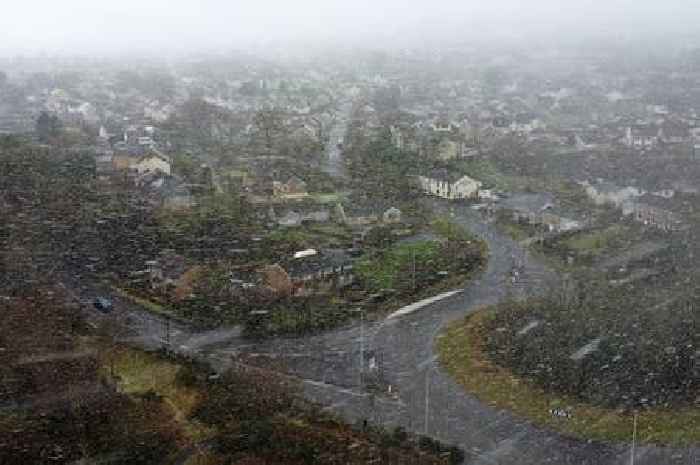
[2,0,700,56]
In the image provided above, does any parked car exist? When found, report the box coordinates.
[93,297,113,313]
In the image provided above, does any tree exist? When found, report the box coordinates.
[251,107,288,156]
[36,111,62,143]
[0,70,7,87]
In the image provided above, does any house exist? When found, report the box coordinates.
[417,171,482,200]
[501,193,581,233]
[660,122,690,144]
[95,151,115,179]
[624,126,659,148]
[389,124,420,152]
[341,204,380,226]
[258,264,293,297]
[621,196,684,232]
[146,251,188,291]
[383,207,403,224]
[430,119,459,133]
[273,208,331,227]
[510,113,543,135]
[272,176,308,199]
[159,177,196,210]
[580,180,645,208]
[284,248,355,294]
[133,152,171,176]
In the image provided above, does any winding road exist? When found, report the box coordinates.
[68,199,699,464]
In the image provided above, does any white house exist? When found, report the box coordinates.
[624,126,659,148]
[133,152,171,176]
[580,180,645,207]
[417,173,482,200]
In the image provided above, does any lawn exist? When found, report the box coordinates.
[355,241,441,291]
[564,224,630,255]
[437,309,700,446]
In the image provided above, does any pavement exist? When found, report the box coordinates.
[64,199,700,464]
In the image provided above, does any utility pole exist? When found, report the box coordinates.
[412,248,416,292]
[163,318,171,351]
[360,309,364,386]
[630,413,638,465]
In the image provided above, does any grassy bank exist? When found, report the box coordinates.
[437,308,700,445]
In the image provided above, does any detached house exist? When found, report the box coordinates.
[272,176,308,199]
[660,122,690,145]
[580,180,645,208]
[133,152,171,176]
[510,113,544,135]
[622,195,684,232]
[624,126,659,148]
[501,193,582,233]
[417,171,482,200]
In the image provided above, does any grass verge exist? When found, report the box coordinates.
[437,308,700,446]
[111,286,190,324]
[108,348,214,442]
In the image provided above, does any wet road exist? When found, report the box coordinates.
[67,199,699,464]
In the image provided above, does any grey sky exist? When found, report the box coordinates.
[2,0,700,55]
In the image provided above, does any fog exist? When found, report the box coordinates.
[2,0,700,55]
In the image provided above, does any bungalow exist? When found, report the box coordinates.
[417,171,482,200]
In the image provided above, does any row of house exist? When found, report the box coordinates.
[623,122,697,149]
[582,180,685,232]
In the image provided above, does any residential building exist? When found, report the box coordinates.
[417,171,482,200]
[624,126,659,148]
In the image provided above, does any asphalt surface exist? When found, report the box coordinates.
[322,101,352,178]
[65,200,700,464]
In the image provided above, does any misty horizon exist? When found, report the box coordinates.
[3,0,700,57]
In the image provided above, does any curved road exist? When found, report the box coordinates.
[204,200,697,465]
[68,199,698,464]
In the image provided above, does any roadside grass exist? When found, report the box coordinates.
[310,192,347,204]
[498,221,533,242]
[437,309,700,446]
[111,286,169,316]
[182,451,226,465]
[109,349,214,442]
